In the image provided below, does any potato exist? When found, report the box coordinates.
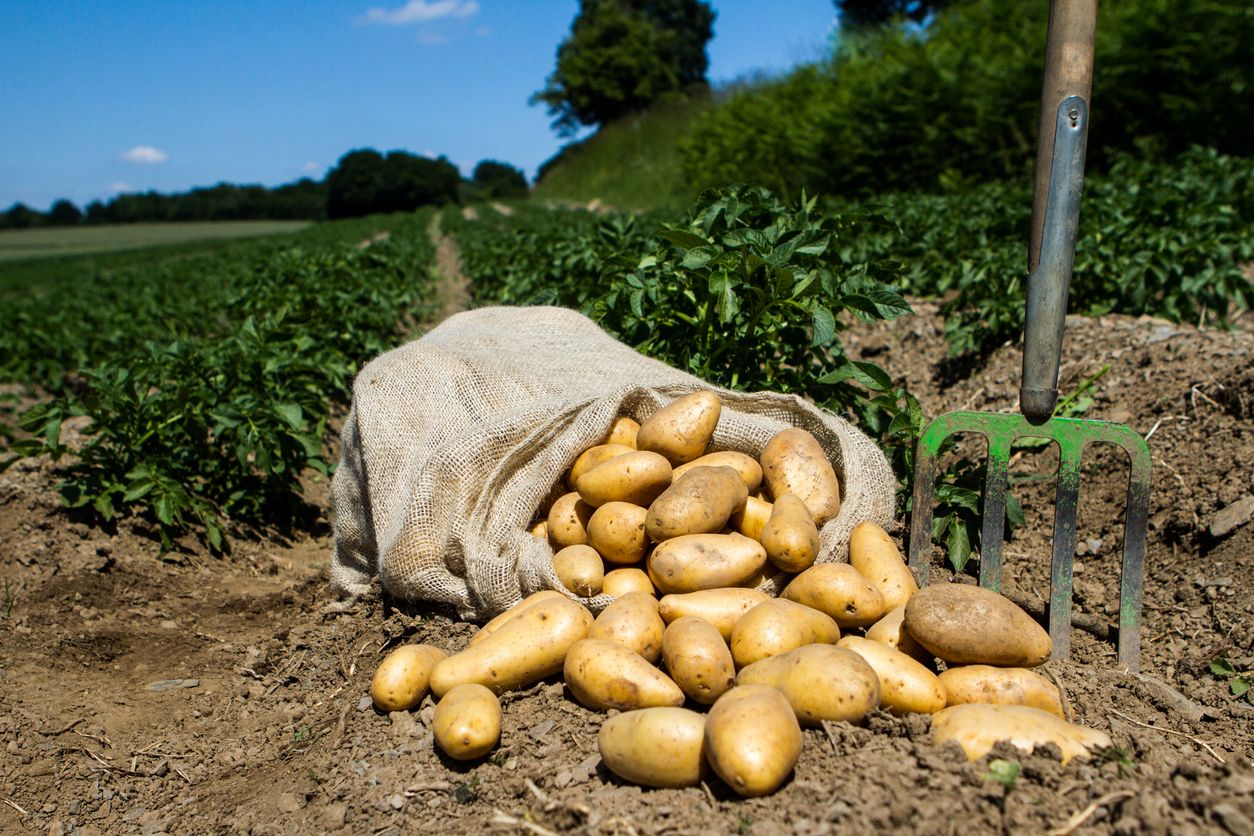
[662,616,736,705]
[563,638,685,711]
[865,606,933,666]
[431,596,593,696]
[585,501,649,565]
[547,491,594,548]
[904,583,1051,667]
[658,588,769,641]
[370,644,447,712]
[837,636,946,715]
[529,520,549,540]
[737,644,880,725]
[635,391,722,466]
[730,599,840,668]
[567,443,634,491]
[938,665,1065,718]
[673,451,763,493]
[589,592,665,662]
[602,567,655,597]
[760,427,842,524]
[781,563,887,628]
[433,683,501,760]
[647,532,766,594]
[848,521,917,611]
[729,495,773,541]
[930,704,1112,764]
[760,493,821,573]
[705,684,802,797]
[469,590,566,648]
[645,466,748,542]
[605,416,640,449]
[553,544,605,597]
[598,707,707,789]
[576,451,673,508]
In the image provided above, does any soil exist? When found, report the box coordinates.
[1,269,1252,833]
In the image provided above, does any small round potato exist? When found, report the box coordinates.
[602,567,655,597]
[647,532,766,594]
[566,443,635,491]
[598,707,707,789]
[586,501,649,565]
[646,466,748,542]
[904,583,1051,667]
[730,599,841,668]
[658,588,770,641]
[547,492,594,549]
[469,590,566,648]
[930,704,1112,764]
[370,644,447,712]
[563,638,686,711]
[529,520,549,540]
[837,635,946,715]
[673,451,763,493]
[760,427,842,524]
[781,562,888,628]
[938,665,1066,718]
[848,521,917,611]
[760,493,821,573]
[433,683,502,760]
[662,616,737,704]
[576,451,673,508]
[729,495,773,541]
[604,416,641,449]
[553,544,605,597]
[635,391,722,465]
[589,592,666,662]
[864,605,934,666]
[737,644,880,725]
[705,684,803,797]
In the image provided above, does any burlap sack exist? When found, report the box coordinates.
[330,305,896,620]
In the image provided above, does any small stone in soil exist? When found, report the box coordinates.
[147,679,199,692]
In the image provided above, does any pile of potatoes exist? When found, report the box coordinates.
[369,391,1112,795]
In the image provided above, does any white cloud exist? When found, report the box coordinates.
[120,145,168,164]
[109,181,132,193]
[356,0,478,25]
[301,161,321,174]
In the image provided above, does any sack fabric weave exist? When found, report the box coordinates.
[330,306,896,620]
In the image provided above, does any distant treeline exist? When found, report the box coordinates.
[0,152,528,229]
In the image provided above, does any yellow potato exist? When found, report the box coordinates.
[431,596,593,696]
[760,493,821,573]
[597,707,707,789]
[589,592,665,662]
[469,590,566,648]
[837,635,945,715]
[645,465,748,542]
[647,532,766,594]
[370,644,447,712]
[864,606,934,666]
[433,683,501,760]
[729,495,773,541]
[585,501,649,565]
[705,684,802,797]
[737,644,880,725]
[760,428,841,524]
[547,491,594,548]
[781,562,887,628]
[635,391,722,466]
[529,520,548,540]
[566,443,634,491]
[673,451,763,493]
[662,616,736,705]
[576,450,673,508]
[848,521,917,611]
[552,544,605,597]
[605,416,640,449]
[602,567,655,597]
[563,638,685,711]
[930,704,1112,764]
[730,599,840,668]
[938,665,1065,718]
[658,588,771,641]
[904,583,1051,667]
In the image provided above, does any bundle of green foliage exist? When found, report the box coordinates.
[326,149,461,219]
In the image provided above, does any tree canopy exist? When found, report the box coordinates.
[834,0,954,28]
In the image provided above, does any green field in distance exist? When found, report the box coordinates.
[0,221,311,262]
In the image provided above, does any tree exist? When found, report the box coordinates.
[471,160,529,199]
[48,199,83,226]
[2,203,40,229]
[326,149,387,219]
[834,0,954,28]
[377,152,461,212]
[533,0,715,136]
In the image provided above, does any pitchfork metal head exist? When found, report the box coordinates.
[906,411,1151,672]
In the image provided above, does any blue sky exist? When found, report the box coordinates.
[0,1,837,211]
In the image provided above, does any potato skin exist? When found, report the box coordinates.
[781,563,888,628]
[586,502,649,565]
[848,521,917,611]
[547,492,594,548]
[930,704,1112,764]
[938,665,1065,718]
[370,644,447,712]
[552,544,605,597]
[904,584,1051,667]
[469,590,565,648]
[662,617,737,705]
[658,588,770,641]
[589,592,665,662]
[635,391,722,466]
[730,599,840,668]
[737,644,880,725]
[864,606,934,666]
[760,428,842,525]
[605,416,640,449]
[705,684,803,797]
[602,567,655,597]
[576,451,673,508]
[760,493,821,573]
[598,707,707,789]
[647,532,766,594]
[646,466,748,542]
[563,638,685,711]
[729,495,773,541]
[433,683,502,760]
[673,451,763,493]
[431,596,593,696]
[567,443,634,491]
[837,635,946,715]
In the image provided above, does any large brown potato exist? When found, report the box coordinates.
[760,428,841,524]
[647,532,766,594]
[645,466,748,542]
[563,638,685,711]
[635,391,722,465]
[904,583,1051,667]
[837,636,945,715]
[597,707,707,789]
[576,451,673,508]
[662,616,736,704]
[848,521,917,611]
[730,599,840,668]
[658,588,770,640]
[705,685,803,797]
[469,590,565,648]
[781,562,888,628]
[589,591,665,662]
[737,644,880,725]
